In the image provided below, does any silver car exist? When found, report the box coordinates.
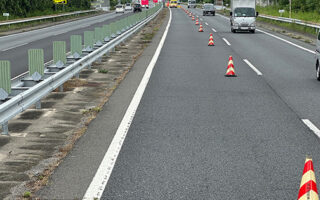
[316,31,320,80]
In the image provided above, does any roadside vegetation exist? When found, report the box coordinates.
[0,0,92,21]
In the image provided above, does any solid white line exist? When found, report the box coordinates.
[243,59,262,76]
[1,43,28,52]
[222,38,231,46]
[211,28,217,32]
[205,22,209,25]
[302,119,320,138]
[216,13,315,55]
[83,8,173,200]
[256,29,315,55]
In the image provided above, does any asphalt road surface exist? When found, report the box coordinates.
[39,7,320,199]
[0,11,133,78]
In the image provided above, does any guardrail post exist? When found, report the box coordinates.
[28,49,44,81]
[1,122,9,135]
[70,35,82,59]
[0,60,11,101]
[53,41,66,68]
[35,100,41,109]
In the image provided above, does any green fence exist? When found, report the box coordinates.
[28,49,44,81]
[0,61,11,100]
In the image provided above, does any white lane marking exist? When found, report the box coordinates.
[53,31,68,36]
[222,38,231,46]
[83,8,173,200]
[216,13,315,55]
[205,22,209,25]
[200,18,203,21]
[256,29,315,55]
[217,13,229,20]
[1,43,28,52]
[243,59,262,76]
[211,28,217,32]
[302,119,320,138]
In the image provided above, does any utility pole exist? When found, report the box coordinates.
[289,0,292,18]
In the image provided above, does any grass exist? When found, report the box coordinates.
[82,106,102,115]
[98,69,109,74]
[23,191,31,198]
[257,6,320,24]
[257,17,318,36]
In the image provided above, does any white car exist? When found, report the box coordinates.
[316,31,320,80]
[115,5,124,13]
[125,3,132,11]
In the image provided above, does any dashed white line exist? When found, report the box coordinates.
[243,59,262,76]
[302,119,320,138]
[205,22,209,25]
[83,8,173,200]
[222,38,231,46]
[211,28,217,32]
[1,43,28,52]
[200,18,203,21]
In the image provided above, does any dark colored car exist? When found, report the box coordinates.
[203,4,215,16]
[133,3,142,12]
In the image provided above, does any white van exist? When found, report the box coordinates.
[188,0,196,8]
[316,31,320,80]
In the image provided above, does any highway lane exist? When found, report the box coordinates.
[0,11,133,78]
[99,8,320,199]
[190,8,320,136]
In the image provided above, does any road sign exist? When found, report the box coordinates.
[53,0,67,4]
[141,0,149,6]
[279,10,285,14]
[3,13,9,17]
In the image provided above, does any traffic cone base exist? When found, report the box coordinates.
[298,157,319,200]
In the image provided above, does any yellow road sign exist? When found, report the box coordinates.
[53,0,67,4]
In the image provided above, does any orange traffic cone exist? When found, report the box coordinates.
[192,16,195,21]
[225,56,236,77]
[298,156,319,200]
[208,33,214,46]
[195,18,199,25]
[198,23,203,32]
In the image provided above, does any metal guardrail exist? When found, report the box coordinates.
[0,4,163,135]
[0,10,98,27]
[258,14,320,29]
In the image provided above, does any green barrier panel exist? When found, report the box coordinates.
[53,41,66,68]
[84,31,94,51]
[94,27,103,45]
[0,60,11,100]
[103,25,111,42]
[28,49,44,81]
[116,21,121,35]
[110,22,116,38]
[70,35,82,58]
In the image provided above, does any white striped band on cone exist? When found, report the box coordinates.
[298,157,319,200]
